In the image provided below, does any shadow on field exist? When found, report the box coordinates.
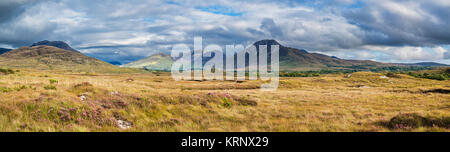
[421,88,450,94]
[375,113,450,130]
[389,88,450,94]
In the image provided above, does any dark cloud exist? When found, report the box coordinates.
[343,0,450,47]
[0,0,31,22]
[260,18,283,38]
[0,0,57,47]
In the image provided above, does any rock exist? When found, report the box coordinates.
[79,92,88,101]
[79,95,86,101]
[117,119,132,129]
[110,91,120,96]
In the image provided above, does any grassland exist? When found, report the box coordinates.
[0,68,448,132]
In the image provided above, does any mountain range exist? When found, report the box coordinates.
[123,40,448,71]
[0,40,448,72]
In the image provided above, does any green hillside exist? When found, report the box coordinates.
[122,53,174,71]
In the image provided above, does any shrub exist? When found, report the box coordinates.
[15,85,27,91]
[44,85,57,90]
[0,87,13,93]
[386,72,400,78]
[222,97,231,108]
[49,79,58,84]
[409,73,449,81]
[0,86,28,92]
[0,68,14,75]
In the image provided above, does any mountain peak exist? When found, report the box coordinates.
[253,39,281,46]
[30,40,79,52]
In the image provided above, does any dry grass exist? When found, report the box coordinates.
[0,69,448,132]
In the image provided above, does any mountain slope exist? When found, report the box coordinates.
[121,53,174,71]
[0,45,121,72]
[30,40,79,52]
[253,40,390,71]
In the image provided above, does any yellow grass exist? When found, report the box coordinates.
[0,69,448,132]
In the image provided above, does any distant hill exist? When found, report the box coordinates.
[122,53,174,71]
[30,40,79,52]
[396,62,449,67]
[0,48,11,55]
[0,45,123,72]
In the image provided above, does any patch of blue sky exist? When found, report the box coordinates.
[142,17,156,23]
[165,0,181,5]
[443,45,450,50]
[282,0,364,8]
[196,5,243,16]
[348,0,364,8]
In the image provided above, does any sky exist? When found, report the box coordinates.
[0,0,449,64]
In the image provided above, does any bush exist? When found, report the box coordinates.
[222,97,231,108]
[0,87,13,93]
[408,72,449,81]
[15,85,27,91]
[0,68,15,75]
[49,79,58,84]
[44,85,57,90]
[386,72,400,78]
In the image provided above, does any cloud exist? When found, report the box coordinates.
[0,0,449,64]
[260,18,283,38]
[344,0,450,47]
[0,0,34,22]
[0,1,58,47]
